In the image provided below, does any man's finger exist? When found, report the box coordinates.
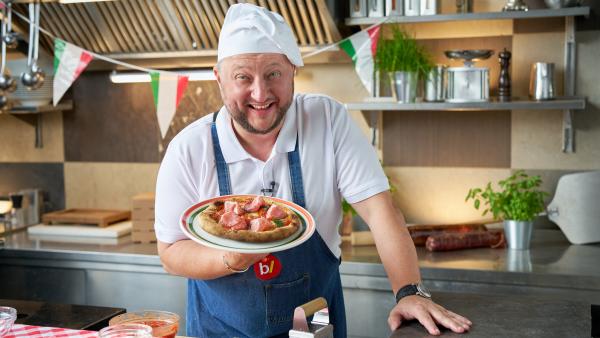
[413,308,441,336]
[429,307,468,333]
[387,313,402,331]
[445,310,472,328]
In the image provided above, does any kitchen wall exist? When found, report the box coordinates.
[0,1,598,230]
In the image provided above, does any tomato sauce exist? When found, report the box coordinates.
[140,320,177,338]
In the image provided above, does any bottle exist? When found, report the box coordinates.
[98,324,153,338]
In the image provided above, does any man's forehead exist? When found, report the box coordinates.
[222,53,292,68]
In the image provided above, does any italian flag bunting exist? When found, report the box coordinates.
[150,72,189,138]
[53,39,93,106]
[339,25,381,96]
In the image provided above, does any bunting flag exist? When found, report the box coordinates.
[53,39,93,106]
[339,25,381,96]
[150,72,189,138]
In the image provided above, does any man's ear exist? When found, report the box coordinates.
[213,67,221,85]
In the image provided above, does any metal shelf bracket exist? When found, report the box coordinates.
[563,16,576,153]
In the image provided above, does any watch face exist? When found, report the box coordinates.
[417,283,431,298]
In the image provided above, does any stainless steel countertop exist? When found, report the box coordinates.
[2,229,600,290]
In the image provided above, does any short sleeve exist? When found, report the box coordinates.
[330,100,390,204]
[154,138,201,243]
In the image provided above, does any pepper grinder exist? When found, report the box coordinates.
[498,48,511,101]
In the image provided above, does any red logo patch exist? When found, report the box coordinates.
[254,254,282,280]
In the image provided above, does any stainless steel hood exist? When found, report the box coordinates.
[11,0,342,69]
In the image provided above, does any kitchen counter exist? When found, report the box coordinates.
[1,229,600,298]
[388,292,592,338]
[1,229,600,337]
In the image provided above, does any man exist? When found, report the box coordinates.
[155,3,471,337]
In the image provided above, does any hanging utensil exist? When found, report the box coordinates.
[0,0,16,93]
[21,1,44,90]
[3,1,18,49]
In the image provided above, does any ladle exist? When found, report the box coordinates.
[0,0,17,93]
[21,2,44,90]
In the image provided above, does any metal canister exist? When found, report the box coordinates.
[404,0,420,16]
[456,0,473,13]
[368,0,385,17]
[529,62,555,100]
[350,0,367,18]
[385,0,403,16]
[425,65,446,102]
[420,0,439,15]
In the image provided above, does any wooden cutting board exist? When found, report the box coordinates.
[42,209,131,227]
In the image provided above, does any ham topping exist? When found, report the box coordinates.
[219,211,248,230]
[250,217,275,232]
[244,196,265,212]
[224,201,245,215]
[266,204,287,220]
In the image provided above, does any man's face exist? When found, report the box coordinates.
[214,53,295,135]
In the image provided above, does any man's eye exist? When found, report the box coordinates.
[235,74,249,81]
[268,71,281,79]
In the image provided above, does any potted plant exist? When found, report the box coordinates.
[465,170,548,250]
[375,26,433,103]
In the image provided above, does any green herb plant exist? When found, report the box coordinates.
[465,170,548,222]
[375,26,434,77]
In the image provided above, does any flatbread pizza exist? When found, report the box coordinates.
[198,196,301,243]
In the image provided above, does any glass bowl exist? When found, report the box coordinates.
[108,310,179,338]
[0,307,17,337]
[99,323,153,338]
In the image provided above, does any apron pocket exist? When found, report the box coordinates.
[265,273,310,328]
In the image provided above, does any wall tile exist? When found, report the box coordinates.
[512,31,600,169]
[383,110,511,167]
[64,162,159,210]
[385,167,511,224]
[0,163,65,212]
[65,73,222,163]
[0,111,64,163]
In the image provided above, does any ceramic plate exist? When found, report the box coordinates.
[180,195,315,253]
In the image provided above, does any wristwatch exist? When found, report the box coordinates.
[395,283,432,303]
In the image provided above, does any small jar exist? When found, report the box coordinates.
[98,324,153,338]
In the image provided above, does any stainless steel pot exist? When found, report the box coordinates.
[446,67,489,102]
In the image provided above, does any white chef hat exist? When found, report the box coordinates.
[217,3,303,67]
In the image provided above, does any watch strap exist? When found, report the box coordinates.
[395,283,431,303]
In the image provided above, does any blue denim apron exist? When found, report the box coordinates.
[186,112,346,338]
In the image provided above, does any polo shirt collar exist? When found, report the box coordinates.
[216,99,297,164]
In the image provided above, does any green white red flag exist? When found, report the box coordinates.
[53,39,93,106]
[339,25,381,96]
[150,72,189,138]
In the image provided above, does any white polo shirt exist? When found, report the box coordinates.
[154,93,389,257]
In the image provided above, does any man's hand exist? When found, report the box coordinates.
[388,296,472,336]
[223,252,268,272]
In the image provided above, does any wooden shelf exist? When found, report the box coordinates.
[345,97,586,111]
[345,7,590,26]
[8,100,73,148]
[9,101,73,114]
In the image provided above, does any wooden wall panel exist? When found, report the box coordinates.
[383,111,511,167]
[64,72,222,163]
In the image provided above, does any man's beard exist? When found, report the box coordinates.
[227,87,294,134]
[228,103,289,135]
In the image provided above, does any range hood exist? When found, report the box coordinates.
[10,0,343,69]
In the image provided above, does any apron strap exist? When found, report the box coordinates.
[211,111,232,196]
[211,110,306,207]
[288,136,306,208]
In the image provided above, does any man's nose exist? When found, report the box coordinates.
[250,78,269,102]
